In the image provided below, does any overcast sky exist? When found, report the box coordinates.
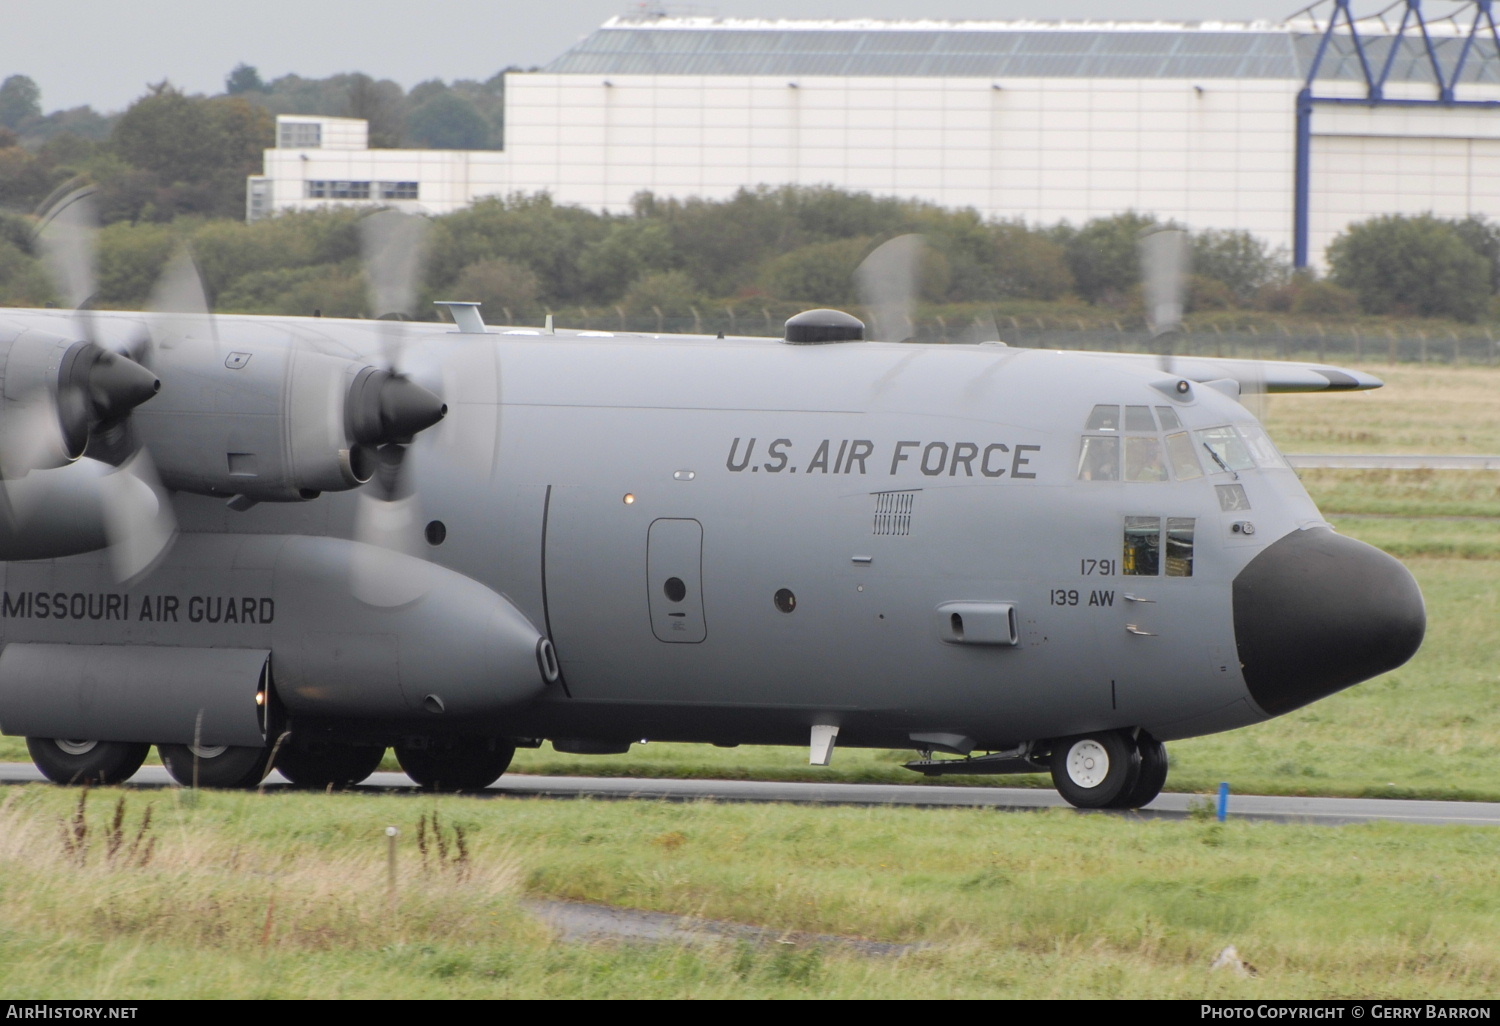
[5,1,1315,114]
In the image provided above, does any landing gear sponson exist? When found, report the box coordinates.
[21,732,517,793]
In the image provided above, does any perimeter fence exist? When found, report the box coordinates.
[504,304,1500,366]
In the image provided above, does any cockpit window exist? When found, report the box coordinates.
[1123,516,1195,578]
[1155,406,1182,430]
[1123,516,1161,576]
[1079,403,1195,482]
[1123,436,1167,482]
[1124,405,1155,432]
[1195,426,1254,473]
[1086,405,1121,431]
[1164,431,1202,480]
[1165,518,1195,577]
[1077,436,1120,480]
[1237,421,1288,469]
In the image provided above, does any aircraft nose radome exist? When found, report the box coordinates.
[1233,527,1425,717]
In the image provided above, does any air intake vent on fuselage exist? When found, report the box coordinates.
[873,490,917,536]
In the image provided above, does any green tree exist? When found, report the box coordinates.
[0,236,54,307]
[1056,211,1162,304]
[578,219,678,301]
[623,269,700,316]
[0,75,41,130]
[225,64,268,95]
[108,87,272,220]
[406,91,489,150]
[427,194,608,305]
[449,258,540,320]
[1450,214,1500,294]
[1290,279,1359,317]
[0,137,58,210]
[94,221,177,306]
[345,74,405,148]
[986,221,1074,300]
[1328,213,1491,321]
[1192,228,1287,305]
[760,237,871,304]
[113,86,220,184]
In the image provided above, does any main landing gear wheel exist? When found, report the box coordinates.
[276,741,387,788]
[27,738,150,785]
[159,743,275,789]
[1049,731,1141,809]
[395,739,515,792]
[1112,732,1169,810]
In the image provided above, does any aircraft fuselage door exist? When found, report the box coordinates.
[648,518,706,643]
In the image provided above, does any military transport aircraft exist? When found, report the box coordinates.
[0,196,1425,808]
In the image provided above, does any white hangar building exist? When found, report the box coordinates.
[248,2,1500,267]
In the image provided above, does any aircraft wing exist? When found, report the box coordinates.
[1075,351,1383,393]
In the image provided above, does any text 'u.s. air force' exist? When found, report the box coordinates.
[726,438,1041,479]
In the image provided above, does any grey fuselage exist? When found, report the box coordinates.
[0,310,1425,755]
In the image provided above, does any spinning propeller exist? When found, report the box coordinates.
[854,233,998,344]
[350,210,448,606]
[1138,227,1267,419]
[8,187,176,581]
[855,234,925,343]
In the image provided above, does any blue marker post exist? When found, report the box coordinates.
[1217,782,1230,822]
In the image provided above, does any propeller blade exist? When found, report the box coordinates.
[1139,227,1189,375]
[1241,359,1270,422]
[0,390,83,480]
[35,187,99,314]
[855,234,925,343]
[348,209,451,603]
[360,209,430,322]
[98,450,176,583]
[1140,228,1189,338]
[148,245,216,351]
[351,445,431,606]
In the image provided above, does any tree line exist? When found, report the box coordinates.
[1,185,1494,325]
[0,66,507,224]
[1,66,1497,324]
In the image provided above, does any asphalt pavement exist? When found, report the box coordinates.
[4,762,1498,827]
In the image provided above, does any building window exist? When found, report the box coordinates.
[378,182,419,200]
[279,122,322,149]
[306,181,372,200]
[246,177,272,223]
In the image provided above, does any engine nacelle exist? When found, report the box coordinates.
[0,326,159,477]
[138,347,374,502]
[134,330,445,505]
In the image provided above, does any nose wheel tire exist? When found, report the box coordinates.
[27,737,150,785]
[159,743,275,789]
[395,739,515,792]
[276,741,387,788]
[1050,731,1141,809]
[1110,733,1169,809]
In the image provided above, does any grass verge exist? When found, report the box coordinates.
[1,785,1495,999]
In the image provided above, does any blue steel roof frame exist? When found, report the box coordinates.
[1293,0,1500,267]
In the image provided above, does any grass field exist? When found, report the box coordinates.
[1266,365,1500,455]
[2,785,1496,999]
